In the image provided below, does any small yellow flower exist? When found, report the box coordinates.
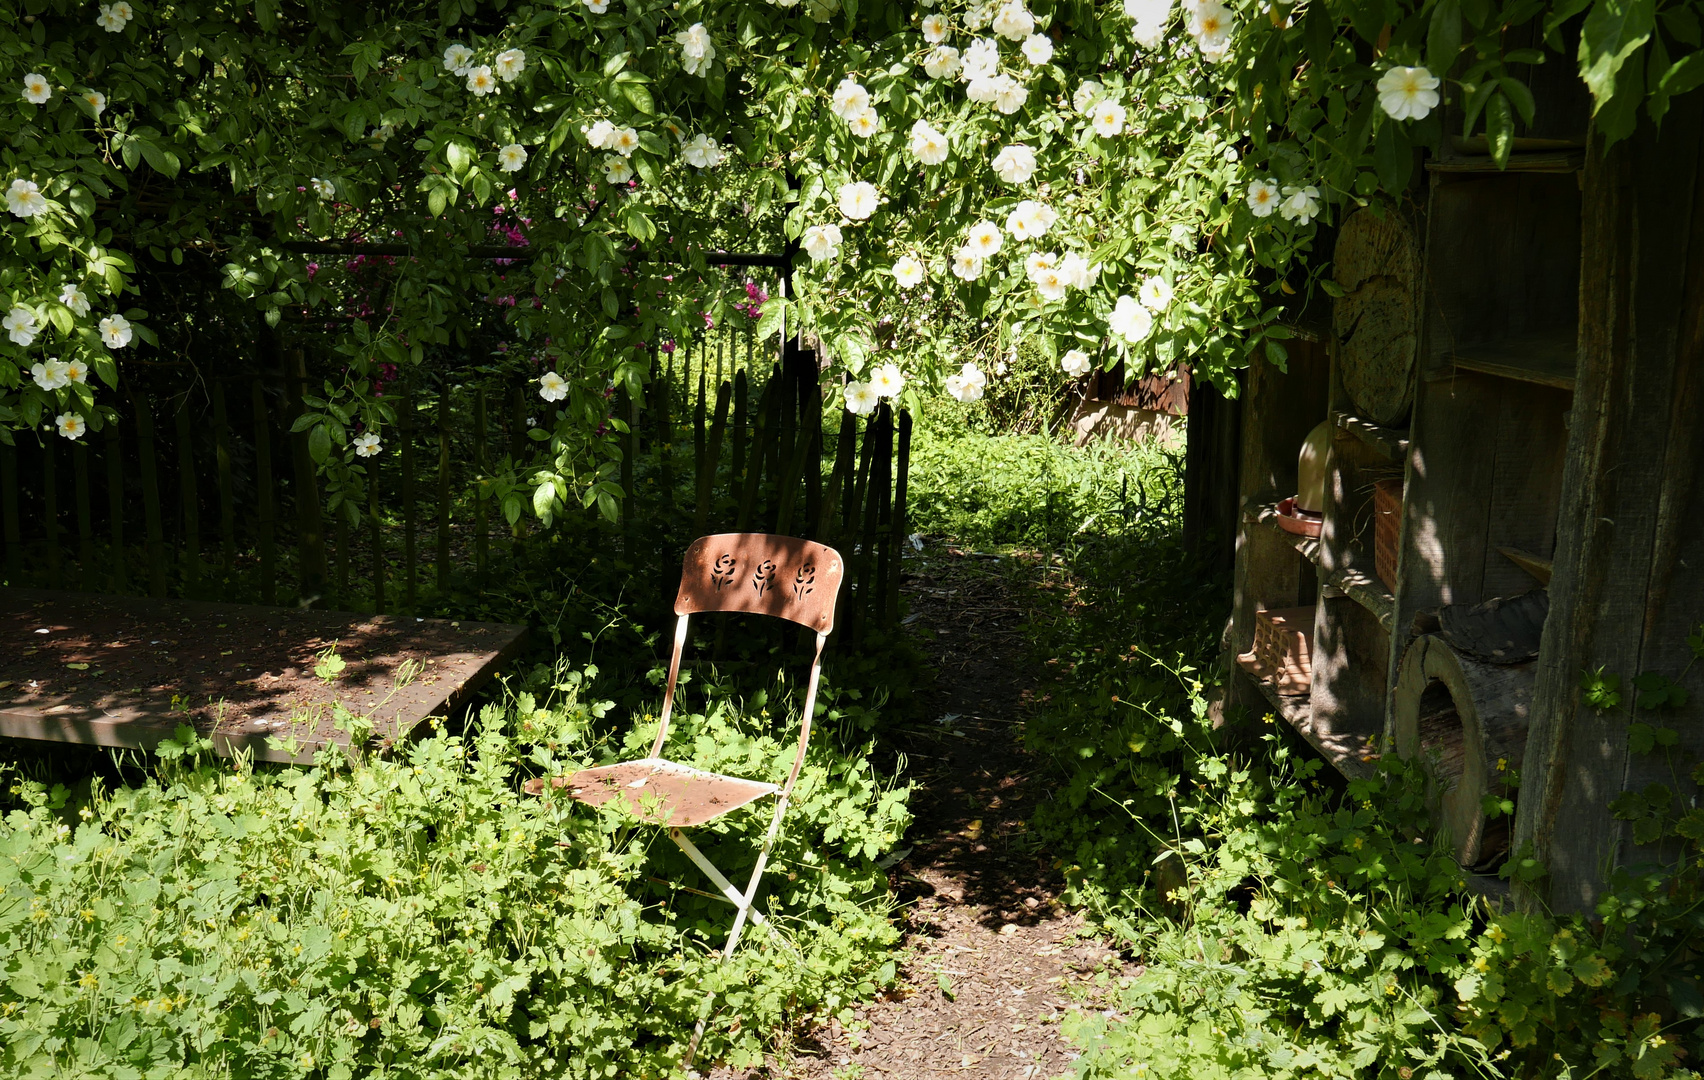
[80,908,96,922]
[78,971,98,990]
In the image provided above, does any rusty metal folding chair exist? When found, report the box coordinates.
[523,533,844,1068]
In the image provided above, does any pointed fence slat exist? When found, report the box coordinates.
[103,424,126,594]
[174,393,202,598]
[134,394,168,598]
[73,443,93,590]
[251,380,277,605]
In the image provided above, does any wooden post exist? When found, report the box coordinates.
[657,347,674,500]
[871,407,894,630]
[251,380,277,605]
[887,409,912,625]
[771,361,794,527]
[849,407,890,643]
[42,438,61,588]
[399,381,417,613]
[795,344,823,539]
[173,392,201,598]
[133,394,168,598]
[818,408,857,545]
[695,381,732,536]
[730,369,748,500]
[73,442,94,589]
[103,423,126,593]
[474,387,490,579]
[283,349,328,606]
[436,383,452,594]
[694,348,708,513]
[212,380,237,595]
[0,441,19,583]
[368,453,386,613]
[735,377,774,532]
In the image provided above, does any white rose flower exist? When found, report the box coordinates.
[1128,0,1174,46]
[62,358,88,385]
[609,127,640,157]
[1188,1,1234,61]
[908,119,951,165]
[951,246,985,281]
[681,134,725,168]
[1279,184,1322,225]
[1223,145,1239,162]
[838,181,880,220]
[677,24,717,76]
[847,107,881,138]
[832,78,871,120]
[870,362,907,399]
[99,314,133,348]
[498,144,529,172]
[495,49,526,82]
[1074,81,1104,114]
[1377,66,1441,121]
[354,433,382,457]
[603,155,634,183]
[965,220,1003,257]
[1021,34,1054,64]
[310,177,335,200]
[1033,266,1069,301]
[892,256,926,288]
[844,381,879,416]
[962,38,1000,80]
[1139,275,1174,311]
[56,413,87,440]
[991,2,1035,41]
[1006,200,1056,241]
[1060,252,1096,289]
[922,13,950,42]
[1246,177,1280,217]
[23,74,52,105]
[802,223,844,262]
[1061,349,1094,377]
[1108,295,1154,343]
[923,46,962,79]
[32,360,68,390]
[585,0,610,11]
[60,284,90,316]
[4,306,39,347]
[465,65,497,95]
[96,3,133,32]
[586,119,617,149]
[539,371,569,402]
[965,77,1000,104]
[990,75,1029,114]
[82,91,106,117]
[442,44,475,75]
[965,1,994,30]
[1092,100,1127,137]
[1025,250,1057,280]
[945,362,987,403]
[7,179,48,219]
[991,144,1036,184]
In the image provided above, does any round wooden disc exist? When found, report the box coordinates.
[1332,211,1419,426]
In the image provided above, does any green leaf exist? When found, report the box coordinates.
[1498,76,1537,125]
[1485,92,1515,168]
[308,423,332,464]
[621,81,655,115]
[1578,0,1657,109]
[1374,120,1413,192]
[1427,0,1463,76]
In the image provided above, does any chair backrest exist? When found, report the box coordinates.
[675,534,844,635]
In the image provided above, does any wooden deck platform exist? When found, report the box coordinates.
[0,589,528,763]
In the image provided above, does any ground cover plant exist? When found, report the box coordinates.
[996,454,1704,1078]
[0,657,910,1078]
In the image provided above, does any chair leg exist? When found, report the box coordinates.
[668,828,766,926]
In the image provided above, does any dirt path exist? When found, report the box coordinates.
[723,546,1128,1080]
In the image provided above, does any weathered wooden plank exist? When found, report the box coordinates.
[42,438,61,588]
[399,382,417,613]
[887,409,912,624]
[436,385,451,594]
[133,393,168,598]
[73,443,93,590]
[0,588,527,764]
[694,380,731,536]
[1513,99,1704,911]
[0,441,20,583]
[368,453,386,614]
[251,380,277,605]
[474,387,490,578]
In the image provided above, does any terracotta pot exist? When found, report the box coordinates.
[1275,497,1323,538]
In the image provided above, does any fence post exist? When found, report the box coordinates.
[73,442,93,590]
[103,423,126,593]
[212,380,237,596]
[251,380,277,605]
[436,383,452,595]
[887,409,912,626]
[173,392,202,598]
[284,348,328,606]
[474,386,489,580]
[695,380,731,536]
[819,409,856,545]
[368,451,385,613]
[42,437,61,588]
[0,441,19,583]
[134,393,168,598]
[399,379,417,613]
[657,347,674,502]
[734,377,774,532]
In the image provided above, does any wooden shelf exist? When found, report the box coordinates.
[1436,337,1577,391]
[1235,658,1378,780]
[1333,409,1409,461]
[1247,505,1396,632]
[1427,151,1585,174]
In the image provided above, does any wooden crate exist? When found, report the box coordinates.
[1374,478,1402,591]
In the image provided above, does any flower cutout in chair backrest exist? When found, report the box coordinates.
[751,559,777,597]
[792,561,816,601]
[710,552,737,591]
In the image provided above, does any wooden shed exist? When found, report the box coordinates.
[1202,91,1704,910]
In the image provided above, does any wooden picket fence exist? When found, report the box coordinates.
[0,327,912,642]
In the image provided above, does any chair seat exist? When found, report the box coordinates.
[521,757,779,827]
